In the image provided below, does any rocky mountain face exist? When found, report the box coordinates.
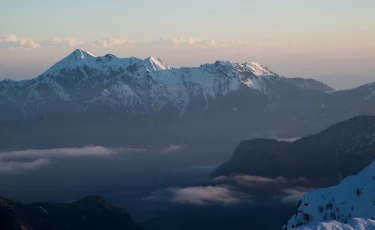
[0,195,140,230]
[213,116,375,185]
[1,49,375,150]
[283,160,375,229]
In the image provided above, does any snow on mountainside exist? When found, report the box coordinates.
[292,218,375,230]
[137,56,171,72]
[283,160,375,229]
[0,49,335,119]
[89,59,277,113]
[43,49,142,75]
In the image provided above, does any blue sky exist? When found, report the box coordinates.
[1,0,374,88]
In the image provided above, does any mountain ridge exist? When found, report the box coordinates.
[0,195,140,230]
[2,50,375,151]
[213,116,375,184]
[0,49,333,119]
[283,159,375,229]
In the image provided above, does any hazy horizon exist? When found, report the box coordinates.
[1,0,374,89]
[0,47,374,90]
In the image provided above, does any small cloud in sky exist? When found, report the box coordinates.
[84,38,132,48]
[144,37,218,47]
[144,39,177,47]
[0,158,50,173]
[40,37,79,48]
[143,185,250,206]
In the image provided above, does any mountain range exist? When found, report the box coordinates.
[0,49,333,119]
[1,49,375,150]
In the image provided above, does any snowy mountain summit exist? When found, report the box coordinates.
[0,49,333,120]
[3,49,375,151]
[283,160,375,230]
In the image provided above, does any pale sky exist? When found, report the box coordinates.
[0,0,374,89]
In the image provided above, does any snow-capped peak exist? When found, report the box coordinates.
[243,61,276,77]
[41,49,171,77]
[65,49,98,64]
[73,48,97,58]
[41,49,142,76]
[42,49,97,75]
[138,56,171,72]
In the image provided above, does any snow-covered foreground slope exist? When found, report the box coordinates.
[283,160,375,229]
[295,218,375,230]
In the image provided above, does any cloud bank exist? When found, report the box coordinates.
[143,170,312,208]
[0,146,145,173]
[0,146,144,160]
[143,185,249,206]
[0,34,41,49]
[0,158,50,173]
[0,34,250,50]
[213,174,287,187]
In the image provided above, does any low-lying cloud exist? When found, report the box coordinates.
[0,146,145,173]
[282,187,310,196]
[276,137,301,142]
[280,187,311,205]
[143,170,312,208]
[213,174,287,187]
[0,146,144,160]
[160,144,185,153]
[143,185,249,206]
[0,158,50,173]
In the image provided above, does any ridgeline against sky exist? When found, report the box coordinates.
[0,0,374,89]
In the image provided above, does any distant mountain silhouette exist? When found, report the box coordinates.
[0,195,140,230]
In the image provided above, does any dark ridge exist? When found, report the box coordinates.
[213,115,375,185]
[0,196,140,230]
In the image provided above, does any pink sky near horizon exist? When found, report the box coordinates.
[1,0,374,89]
